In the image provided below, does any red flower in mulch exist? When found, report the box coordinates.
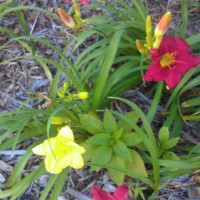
[143,36,200,90]
[91,185,130,200]
[64,0,89,5]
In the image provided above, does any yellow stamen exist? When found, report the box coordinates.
[160,52,176,68]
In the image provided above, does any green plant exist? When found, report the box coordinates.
[0,0,200,199]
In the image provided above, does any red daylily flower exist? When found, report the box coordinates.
[92,184,130,200]
[64,0,89,5]
[143,36,200,89]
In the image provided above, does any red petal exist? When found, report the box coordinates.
[92,185,115,200]
[176,37,191,54]
[80,0,88,5]
[174,54,200,74]
[164,71,181,89]
[143,63,168,82]
[113,185,130,200]
[159,36,178,54]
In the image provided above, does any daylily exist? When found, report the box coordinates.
[91,185,130,200]
[32,126,85,174]
[143,36,200,90]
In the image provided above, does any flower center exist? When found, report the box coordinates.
[160,52,176,68]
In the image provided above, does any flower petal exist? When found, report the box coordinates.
[174,54,200,74]
[164,72,181,89]
[57,126,74,141]
[46,154,70,174]
[176,38,190,54]
[143,63,168,82]
[69,153,85,169]
[159,36,178,54]
[92,185,115,200]
[80,0,88,5]
[32,141,50,156]
[113,185,130,200]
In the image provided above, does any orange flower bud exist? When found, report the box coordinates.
[58,8,76,29]
[154,11,172,38]
[136,40,145,54]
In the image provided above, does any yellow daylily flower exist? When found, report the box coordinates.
[32,126,85,174]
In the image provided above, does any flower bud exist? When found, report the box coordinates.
[146,15,152,36]
[73,0,81,19]
[73,92,88,99]
[58,8,76,29]
[153,35,163,49]
[136,40,145,54]
[154,11,172,38]
[51,117,70,124]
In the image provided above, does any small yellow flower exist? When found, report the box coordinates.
[32,126,85,174]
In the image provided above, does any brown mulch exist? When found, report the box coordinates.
[0,0,200,199]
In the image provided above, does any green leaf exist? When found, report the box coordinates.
[39,175,57,200]
[121,132,142,147]
[108,156,125,185]
[86,133,111,145]
[92,145,113,165]
[117,111,139,132]
[103,109,117,134]
[126,149,148,177]
[163,151,180,161]
[113,141,132,162]
[112,127,124,140]
[81,143,97,162]
[158,126,169,144]
[162,137,180,150]
[79,114,104,134]
[91,30,123,110]
[50,169,69,200]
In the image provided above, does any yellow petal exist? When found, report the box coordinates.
[45,153,64,174]
[32,142,49,156]
[57,126,74,141]
[69,153,84,169]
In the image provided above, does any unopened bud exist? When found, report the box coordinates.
[58,8,76,29]
[51,117,70,124]
[136,40,145,54]
[146,15,152,36]
[73,92,88,99]
[154,11,172,38]
[73,0,81,19]
[153,35,163,49]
